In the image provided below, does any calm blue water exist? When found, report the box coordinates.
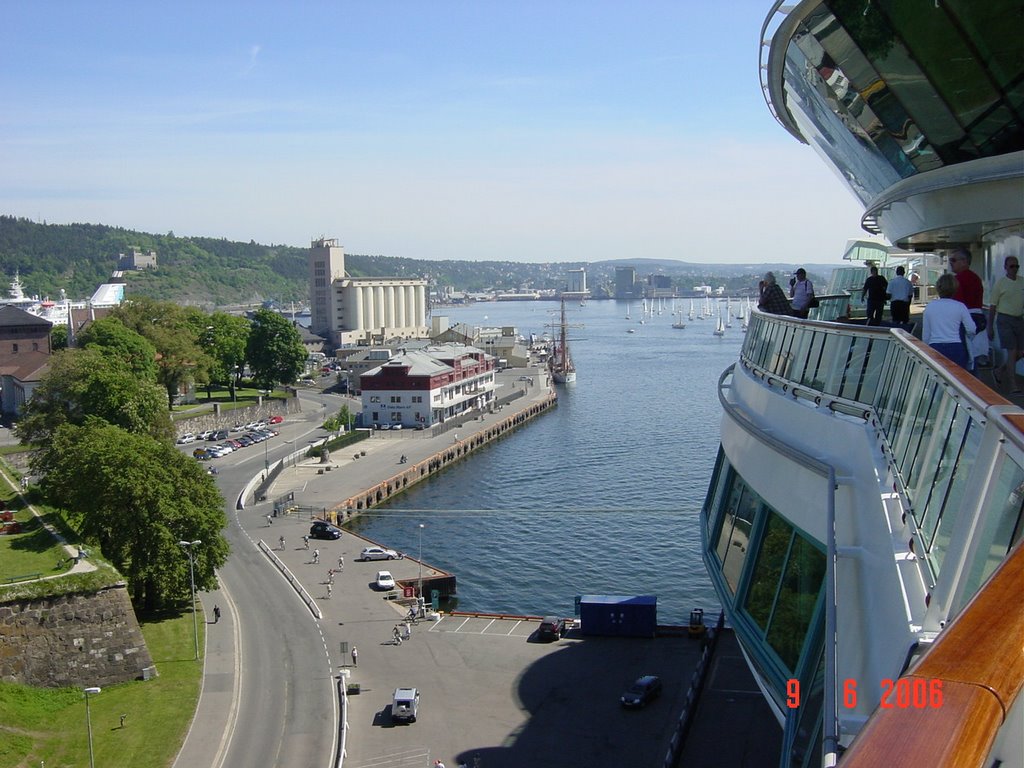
[346,299,744,624]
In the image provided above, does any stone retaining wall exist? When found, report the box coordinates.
[0,582,155,688]
[329,393,557,521]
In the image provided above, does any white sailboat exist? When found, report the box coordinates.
[713,310,726,336]
[672,310,687,329]
[688,300,695,322]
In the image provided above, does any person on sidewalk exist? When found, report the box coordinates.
[351,646,358,667]
[214,604,221,623]
[303,535,309,550]
[326,583,333,599]
[338,555,344,570]
[279,535,285,551]
[312,549,320,564]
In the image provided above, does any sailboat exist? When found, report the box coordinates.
[550,298,577,384]
[688,300,695,322]
[713,310,726,337]
[672,310,687,329]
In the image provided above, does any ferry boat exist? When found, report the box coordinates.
[699,4,1023,767]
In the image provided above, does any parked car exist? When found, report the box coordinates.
[177,433,196,444]
[197,430,213,440]
[211,430,229,441]
[620,675,662,708]
[390,423,402,430]
[309,521,342,540]
[375,570,396,590]
[359,546,399,561]
[192,447,211,459]
[244,421,261,431]
[268,415,284,424]
[537,616,567,641]
[391,687,419,723]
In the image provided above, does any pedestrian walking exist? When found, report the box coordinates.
[338,555,344,571]
[393,626,402,645]
[351,646,358,667]
[279,535,285,550]
[402,620,411,640]
[327,568,334,584]
[312,549,320,564]
[266,514,273,526]
[303,535,309,550]
[326,583,333,599]
[213,604,221,623]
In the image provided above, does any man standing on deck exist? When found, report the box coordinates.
[887,266,914,325]
[950,247,989,370]
[987,255,1024,393]
[861,266,888,326]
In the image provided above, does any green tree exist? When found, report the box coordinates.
[76,316,159,380]
[111,297,212,409]
[16,348,173,445]
[195,311,250,397]
[33,420,229,609]
[245,308,306,390]
[50,324,68,351]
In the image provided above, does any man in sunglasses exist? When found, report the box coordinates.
[988,255,1024,393]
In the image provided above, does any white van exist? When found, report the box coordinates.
[391,687,419,723]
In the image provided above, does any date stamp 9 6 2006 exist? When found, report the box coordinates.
[786,678,944,710]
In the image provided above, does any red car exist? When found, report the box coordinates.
[268,415,284,424]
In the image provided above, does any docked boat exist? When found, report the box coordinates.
[549,298,577,384]
[698,4,1024,767]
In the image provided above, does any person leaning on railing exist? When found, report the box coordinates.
[758,271,793,316]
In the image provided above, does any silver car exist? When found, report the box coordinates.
[360,546,399,561]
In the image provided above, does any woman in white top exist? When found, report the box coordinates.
[922,273,975,369]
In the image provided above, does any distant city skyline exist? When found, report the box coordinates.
[1,2,878,265]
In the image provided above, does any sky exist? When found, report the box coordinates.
[1,1,875,265]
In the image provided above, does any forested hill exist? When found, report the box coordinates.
[0,216,597,305]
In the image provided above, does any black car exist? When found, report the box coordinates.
[537,616,567,641]
[309,521,342,540]
[620,675,662,708]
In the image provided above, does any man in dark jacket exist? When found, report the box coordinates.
[861,266,888,326]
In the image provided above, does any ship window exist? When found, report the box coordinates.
[766,533,825,672]
[745,513,792,632]
[718,484,759,594]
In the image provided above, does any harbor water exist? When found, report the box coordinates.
[346,298,745,624]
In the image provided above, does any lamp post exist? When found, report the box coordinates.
[417,523,425,601]
[84,686,101,768]
[178,540,202,660]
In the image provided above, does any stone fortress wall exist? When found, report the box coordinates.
[0,582,155,688]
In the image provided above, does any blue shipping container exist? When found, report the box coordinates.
[579,595,657,638]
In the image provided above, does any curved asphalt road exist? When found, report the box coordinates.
[193,389,348,768]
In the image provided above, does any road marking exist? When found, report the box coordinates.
[480,618,496,634]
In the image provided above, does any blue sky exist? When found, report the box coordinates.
[1,1,871,264]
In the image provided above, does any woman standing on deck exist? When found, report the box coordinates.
[923,273,976,369]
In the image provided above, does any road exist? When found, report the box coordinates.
[188,388,350,768]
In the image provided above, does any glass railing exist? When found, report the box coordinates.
[740,311,1024,604]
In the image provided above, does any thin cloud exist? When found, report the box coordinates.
[242,44,261,76]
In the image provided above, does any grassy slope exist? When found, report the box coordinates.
[0,609,204,768]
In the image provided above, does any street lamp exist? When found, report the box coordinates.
[84,686,101,768]
[417,524,425,601]
[178,540,202,660]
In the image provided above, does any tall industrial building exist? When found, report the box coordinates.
[614,266,639,299]
[562,267,589,300]
[309,238,429,348]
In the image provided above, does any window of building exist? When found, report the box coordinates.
[390,396,401,403]
[370,396,380,403]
